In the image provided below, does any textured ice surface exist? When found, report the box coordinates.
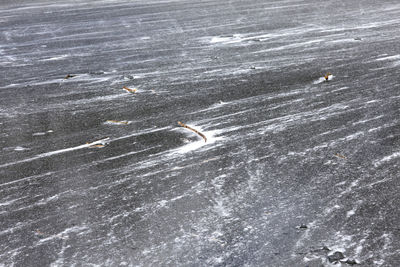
[1,0,400,266]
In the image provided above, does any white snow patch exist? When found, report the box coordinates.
[14,146,28,151]
[209,34,243,44]
[352,115,384,125]
[214,198,230,217]
[0,138,110,168]
[374,259,385,266]
[368,126,382,133]
[324,204,341,215]
[303,254,320,263]
[342,131,364,141]
[0,198,18,207]
[355,244,363,256]
[331,86,348,93]
[41,55,69,61]
[376,54,400,61]
[37,225,88,244]
[346,209,355,218]
[336,181,347,186]
[374,151,400,167]
[158,200,168,208]
[36,194,60,205]
[32,132,46,136]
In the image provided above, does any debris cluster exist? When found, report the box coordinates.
[303,246,359,265]
[56,72,209,152]
[327,251,358,265]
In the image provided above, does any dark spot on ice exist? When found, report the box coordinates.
[322,246,331,252]
[327,251,345,263]
[342,259,358,265]
[298,224,308,229]
[89,71,105,75]
[311,246,331,253]
[250,66,256,69]
[124,74,135,80]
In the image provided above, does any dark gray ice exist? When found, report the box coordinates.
[1,0,400,266]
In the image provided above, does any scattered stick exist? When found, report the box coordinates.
[123,86,137,93]
[35,230,45,236]
[178,121,207,142]
[86,137,109,148]
[88,144,105,148]
[334,153,347,159]
[324,72,332,81]
[64,74,76,79]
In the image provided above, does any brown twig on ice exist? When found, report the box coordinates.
[86,137,109,148]
[123,86,137,93]
[64,74,76,79]
[178,121,207,142]
[324,72,332,81]
[35,229,45,236]
[334,153,347,159]
[88,144,105,148]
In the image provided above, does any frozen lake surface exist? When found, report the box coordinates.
[1,0,400,266]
